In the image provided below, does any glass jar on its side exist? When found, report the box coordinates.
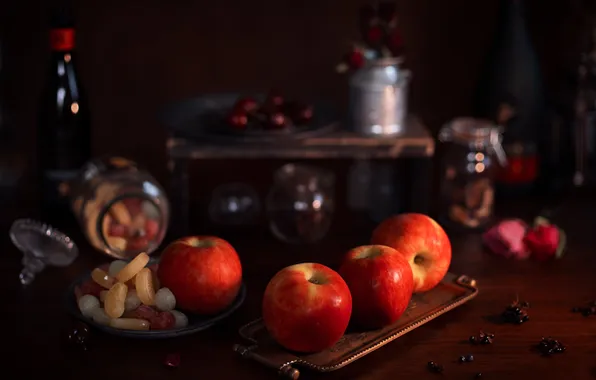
[438,118,507,230]
[70,156,170,259]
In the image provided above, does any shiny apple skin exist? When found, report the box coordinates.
[157,236,242,314]
[371,213,452,293]
[262,263,352,353]
[339,245,414,329]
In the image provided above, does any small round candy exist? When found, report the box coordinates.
[155,288,176,311]
[170,310,189,329]
[125,290,142,312]
[78,294,100,318]
[91,308,111,326]
[108,260,128,277]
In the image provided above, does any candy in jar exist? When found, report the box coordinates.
[70,156,170,259]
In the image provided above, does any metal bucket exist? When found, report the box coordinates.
[349,58,411,137]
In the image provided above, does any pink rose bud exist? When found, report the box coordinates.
[524,224,560,260]
[482,219,530,259]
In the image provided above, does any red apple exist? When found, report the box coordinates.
[339,245,413,329]
[371,213,451,293]
[157,236,243,314]
[262,263,352,353]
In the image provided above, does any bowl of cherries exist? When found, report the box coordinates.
[159,90,336,143]
[222,90,316,136]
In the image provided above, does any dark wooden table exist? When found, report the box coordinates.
[5,196,596,380]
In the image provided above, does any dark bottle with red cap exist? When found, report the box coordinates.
[37,4,91,223]
[473,0,545,195]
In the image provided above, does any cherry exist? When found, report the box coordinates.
[284,102,314,125]
[267,112,287,129]
[226,110,248,130]
[234,97,259,113]
[265,89,284,108]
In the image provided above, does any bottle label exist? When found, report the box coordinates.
[50,28,75,51]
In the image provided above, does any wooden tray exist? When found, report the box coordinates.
[233,273,478,379]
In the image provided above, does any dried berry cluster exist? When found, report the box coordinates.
[571,300,596,317]
[469,330,495,345]
[63,321,90,351]
[225,90,314,131]
[537,337,566,356]
[502,300,530,324]
[427,361,444,373]
[337,1,404,73]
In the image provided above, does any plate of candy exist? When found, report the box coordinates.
[159,90,338,143]
[64,252,246,339]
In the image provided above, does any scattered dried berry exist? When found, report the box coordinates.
[502,298,530,324]
[537,337,566,356]
[571,301,596,317]
[459,355,467,363]
[427,361,444,373]
[63,321,90,351]
[475,373,483,379]
[470,330,495,345]
[466,354,474,362]
[164,353,181,368]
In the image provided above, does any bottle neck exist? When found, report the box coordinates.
[50,27,75,52]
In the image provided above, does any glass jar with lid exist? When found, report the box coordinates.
[70,156,170,259]
[438,118,507,230]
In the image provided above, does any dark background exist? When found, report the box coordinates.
[0,0,594,212]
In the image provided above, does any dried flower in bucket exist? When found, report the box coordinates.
[336,1,405,73]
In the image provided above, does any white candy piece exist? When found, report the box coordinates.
[91,308,112,326]
[142,200,160,220]
[155,287,176,311]
[124,290,142,311]
[78,294,100,318]
[108,260,128,277]
[170,310,188,329]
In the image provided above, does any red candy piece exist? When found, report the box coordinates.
[151,311,175,330]
[133,305,158,320]
[109,223,128,237]
[164,353,181,368]
[79,279,104,298]
[144,219,159,241]
[127,236,149,251]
